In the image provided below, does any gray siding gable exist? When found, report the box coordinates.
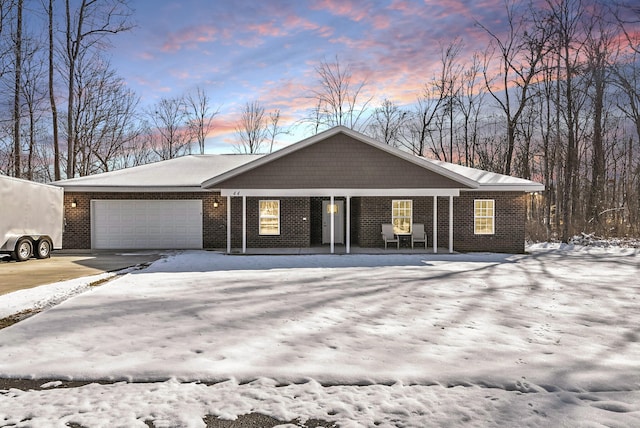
[208,131,473,190]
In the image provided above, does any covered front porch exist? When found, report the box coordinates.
[202,127,481,255]
[223,190,459,255]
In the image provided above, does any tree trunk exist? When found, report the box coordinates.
[588,64,606,229]
[13,0,23,178]
[49,0,60,180]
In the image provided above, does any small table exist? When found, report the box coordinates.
[396,233,412,248]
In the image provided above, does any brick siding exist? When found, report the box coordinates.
[356,192,526,253]
[358,196,437,248]
[453,191,526,254]
[230,197,310,248]
[63,191,525,253]
[62,192,225,249]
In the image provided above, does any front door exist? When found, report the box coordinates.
[322,200,344,244]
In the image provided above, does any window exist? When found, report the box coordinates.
[392,200,412,234]
[259,200,280,235]
[474,199,495,235]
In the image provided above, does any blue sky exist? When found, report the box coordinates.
[105,0,517,152]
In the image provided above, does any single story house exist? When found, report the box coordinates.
[55,126,544,254]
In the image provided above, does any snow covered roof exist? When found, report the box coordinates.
[54,127,543,193]
[427,159,545,192]
[54,155,262,192]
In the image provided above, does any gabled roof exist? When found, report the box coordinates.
[203,126,544,193]
[202,126,479,190]
[54,154,261,192]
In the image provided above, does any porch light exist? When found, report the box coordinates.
[71,199,77,208]
[213,198,219,208]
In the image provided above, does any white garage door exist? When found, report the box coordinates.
[92,200,203,249]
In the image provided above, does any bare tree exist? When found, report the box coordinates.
[71,56,141,175]
[437,38,463,163]
[148,95,191,160]
[20,37,48,180]
[116,123,154,169]
[368,98,407,147]
[12,0,23,177]
[402,81,447,157]
[63,0,133,178]
[457,51,485,167]
[614,1,640,54]
[478,0,551,175]
[185,86,219,155]
[234,100,267,154]
[544,0,585,242]
[306,56,372,132]
[583,3,619,229]
[266,109,287,153]
[47,0,60,180]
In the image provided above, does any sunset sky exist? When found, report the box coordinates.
[107,0,522,152]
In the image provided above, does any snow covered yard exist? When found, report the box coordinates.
[0,245,639,427]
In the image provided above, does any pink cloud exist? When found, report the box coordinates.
[311,0,370,22]
[388,0,413,13]
[161,25,218,52]
[371,14,391,30]
[247,21,287,38]
[285,15,334,38]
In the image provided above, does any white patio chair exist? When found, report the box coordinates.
[411,223,427,249]
[381,223,399,249]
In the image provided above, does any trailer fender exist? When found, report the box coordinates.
[2,235,22,253]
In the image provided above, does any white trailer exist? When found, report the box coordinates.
[0,175,63,261]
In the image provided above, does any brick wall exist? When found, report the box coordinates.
[453,191,526,254]
[358,197,436,248]
[63,191,526,253]
[229,197,310,248]
[62,192,225,249]
[356,192,525,253]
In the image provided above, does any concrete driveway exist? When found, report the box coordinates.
[0,251,162,295]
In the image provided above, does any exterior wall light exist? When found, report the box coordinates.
[326,204,338,214]
[213,198,219,208]
[71,199,77,208]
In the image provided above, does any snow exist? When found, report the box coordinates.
[0,272,115,319]
[0,264,144,320]
[54,154,261,189]
[0,246,639,427]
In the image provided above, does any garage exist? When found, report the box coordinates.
[91,200,203,249]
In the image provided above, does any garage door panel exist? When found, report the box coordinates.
[92,200,203,249]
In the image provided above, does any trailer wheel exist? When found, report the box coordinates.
[13,238,33,262]
[35,238,52,259]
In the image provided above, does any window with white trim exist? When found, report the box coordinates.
[259,200,280,235]
[392,200,412,234]
[474,199,495,235]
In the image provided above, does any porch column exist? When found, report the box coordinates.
[330,195,335,254]
[346,196,351,254]
[449,196,454,254]
[242,196,247,254]
[433,196,438,253]
[226,195,231,254]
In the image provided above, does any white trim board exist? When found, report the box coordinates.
[220,188,461,197]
